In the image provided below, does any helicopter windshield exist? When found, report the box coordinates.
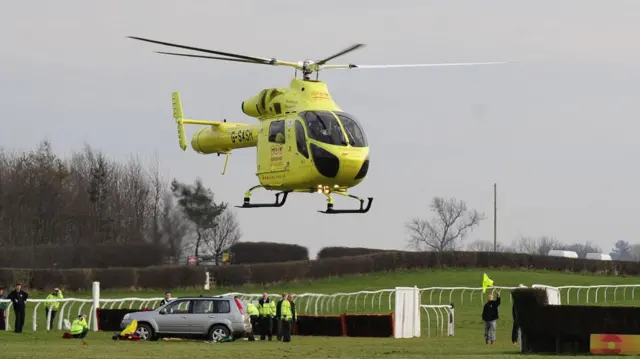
[300,111,348,146]
[334,112,368,147]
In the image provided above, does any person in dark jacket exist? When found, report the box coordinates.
[0,286,7,331]
[160,291,173,306]
[481,290,501,345]
[7,283,28,333]
[275,293,286,341]
[511,301,519,345]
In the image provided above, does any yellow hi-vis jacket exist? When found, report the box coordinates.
[45,290,64,311]
[281,299,294,321]
[247,303,259,316]
[258,299,276,317]
[70,317,88,335]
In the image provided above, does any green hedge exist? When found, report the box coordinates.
[229,242,309,264]
[316,246,397,259]
[0,243,168,268]
[0,251,635,291]
[0,266,206,291]
[209,251,633,286]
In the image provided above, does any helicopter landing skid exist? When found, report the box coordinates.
[318,192,374,214]
[235,190,291,209]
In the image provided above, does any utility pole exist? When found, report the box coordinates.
[493,183,497,252]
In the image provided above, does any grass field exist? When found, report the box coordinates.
[1,268,638,358]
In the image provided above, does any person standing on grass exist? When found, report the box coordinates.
[7,283,28,333]
[45,287,64,329]
[0,286,7,331]
[257,292,276,341]
[511,302,520,345]
[482,289,501,345]
[280,294,295,343]
[275,293,287,341]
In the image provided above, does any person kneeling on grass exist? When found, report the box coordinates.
[69,314,88,339]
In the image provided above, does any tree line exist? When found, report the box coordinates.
[0,140,241,267]
[405,196,639,261]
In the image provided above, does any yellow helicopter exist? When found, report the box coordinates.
[129,36,508,214]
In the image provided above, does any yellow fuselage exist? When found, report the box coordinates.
[187,78,370,192]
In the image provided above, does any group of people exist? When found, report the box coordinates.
[0,283,88,339]
[481,289,520,346]
[246,292,296,343]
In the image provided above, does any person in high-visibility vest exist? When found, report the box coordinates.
[280,294,296,342]
[257,292,276,340]
[70,314,89,339]
[275,293,287,341]
[246,302,260,341]
[45,288,64,329]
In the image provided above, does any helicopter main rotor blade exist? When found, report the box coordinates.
[319,61,512,70]
[128,36,272,64]
[315,44,366,66]
[155,51,265,64]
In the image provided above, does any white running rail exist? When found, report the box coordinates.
[420,304,454,337]
[1,284,638,332]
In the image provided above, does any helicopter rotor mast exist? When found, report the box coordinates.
[127,36,511,80]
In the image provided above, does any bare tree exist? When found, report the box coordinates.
[467,239,509,252]
[160,191,191,261]
[512,235,565,256]
[0,140,176,267]
[147,152,165,245]
[406,197,485,252]
[202,209,242,265]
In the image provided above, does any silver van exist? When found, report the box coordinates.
[120,296,250,341]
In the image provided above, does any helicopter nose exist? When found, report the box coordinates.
[336,150,369,182]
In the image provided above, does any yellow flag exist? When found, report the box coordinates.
[222,252,230,263]
[482,273,494,293]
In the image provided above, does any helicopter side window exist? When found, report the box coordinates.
[268,120,285,144]
[335,112,368,147]
[295,120,309,158]
[300,111,347,146]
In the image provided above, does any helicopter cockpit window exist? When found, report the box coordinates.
[300,111,347,146]
[335,112,368,147]
[268,120,285,144]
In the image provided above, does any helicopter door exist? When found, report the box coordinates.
[293,118,311,163]
[267,119,286,173]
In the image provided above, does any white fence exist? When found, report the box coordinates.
[420,305,454,337]
[2,283,638,333]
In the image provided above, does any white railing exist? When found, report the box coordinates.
[228,289,397,315]
[555,285,640,304]
[420,304,454,337]
[0,297,168,332]
[3,283,640,332]
[418,286,518,307]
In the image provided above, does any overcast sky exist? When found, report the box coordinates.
[3,0,639,258]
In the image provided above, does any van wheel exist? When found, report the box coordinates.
[209,325,230,342]
[135,323,154,341]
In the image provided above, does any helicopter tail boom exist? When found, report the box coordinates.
[190,123,259,154]
[172,91,258,155]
